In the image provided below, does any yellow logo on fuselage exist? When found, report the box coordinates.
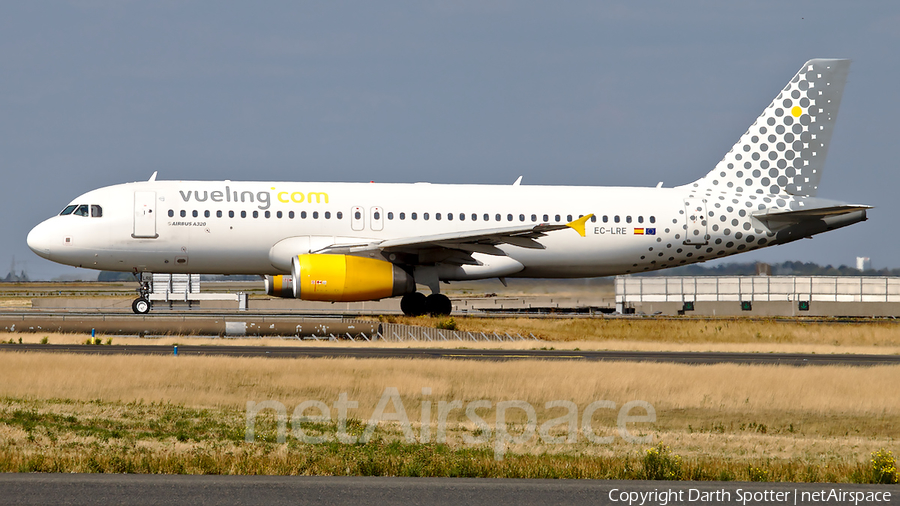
[179,186,330,210]
[274,188,329,204]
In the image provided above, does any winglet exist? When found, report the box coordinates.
[512,176,523,186]
[148,171,158,182]
[566,214,593,237]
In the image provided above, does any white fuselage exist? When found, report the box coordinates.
[27,179,854,281]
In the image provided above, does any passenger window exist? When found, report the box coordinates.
[519,214,525,222]
[168,210,174,218]
[325,211,331,219]
[614,215,620,223]
[91,205,102,218]
[229,211,235,218]
[603,215,608,223]
[590,215,596,223]
[313,211,319,219]
[217,211,223,218]
[355,211,361,219]
[483,214,489,221]
[400,212,406,220]
[650,216,656,224]
[543,214,549,222]
[180,210,187,218]
[387,212,393,220]
[289,211,295,219]
[507,214,513,222]
[530,214,536,222]
[205,210,211,218]
[301,211,307,219]
[567,215,572,222]
[372,211,379,220]
[276,211,282,218]
[241,211,247,218]
[495,214,501,221]
[252,211,258,218]
[412,212,417,220]
[337,212,343,219]
[435,213,441,220]
[638,216,644,223]
[193,210,199,218]
[60,205,77,216]
[447,213,452,221]
[555,214,560,222]
[265,211,271,218]
[626,216,632,223]
[424,213,430,220]
[473,214,479,221]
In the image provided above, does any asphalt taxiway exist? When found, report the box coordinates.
[0,474,894,506]
[1,342,897,366]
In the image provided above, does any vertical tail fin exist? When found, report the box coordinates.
[691,59,850,197]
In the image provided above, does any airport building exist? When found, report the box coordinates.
[616,275,900,317]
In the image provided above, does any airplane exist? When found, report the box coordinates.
[27,59,870,315]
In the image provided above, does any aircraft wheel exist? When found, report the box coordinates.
[132,297,151,314]
[426,293,452,316]
[400,292,428,316]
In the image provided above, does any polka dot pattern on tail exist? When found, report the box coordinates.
[693,59,850,198]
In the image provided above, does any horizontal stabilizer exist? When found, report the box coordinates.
[753,204,870,228]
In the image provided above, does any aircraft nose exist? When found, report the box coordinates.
[26,221,54,260]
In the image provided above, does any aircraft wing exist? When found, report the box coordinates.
[752,205,871,229]
[316,215,593,261]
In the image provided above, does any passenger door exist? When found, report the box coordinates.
[683,198,708,245]
[133,191,158,238]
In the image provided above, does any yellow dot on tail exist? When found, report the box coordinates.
[791,106,803,117]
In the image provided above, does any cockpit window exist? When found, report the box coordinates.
[91,205,102,217]
[60,205,77,216]
[73,205,89,217]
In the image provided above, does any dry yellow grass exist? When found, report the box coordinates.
[2,352,895,414]
[0,351,897,478]
[385,316,900,348]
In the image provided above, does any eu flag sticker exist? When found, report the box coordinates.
[646,228,656,235]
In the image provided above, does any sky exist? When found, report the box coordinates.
[1,1,898,280]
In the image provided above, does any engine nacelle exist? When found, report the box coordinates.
[265,254,415,302]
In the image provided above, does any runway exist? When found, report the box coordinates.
[1,342,897,366]
[0,474,893,506]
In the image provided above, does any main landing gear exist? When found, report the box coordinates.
[400,292,452,317]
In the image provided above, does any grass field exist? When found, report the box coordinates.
[0,351,897,482]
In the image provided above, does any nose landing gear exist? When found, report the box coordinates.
[132,297,151,314]
[132,274,152,314]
